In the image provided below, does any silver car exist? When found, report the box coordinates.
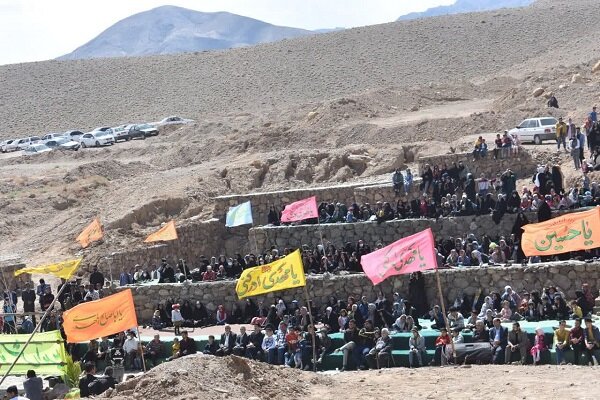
[508,117,557,145]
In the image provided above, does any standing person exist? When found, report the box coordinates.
[590,106,598,123]
[23,370,43,400]
[404,169,413,194]
[89,266,105,289]
[570,132,582,170]
[555,117,568,152]
[171,304,183,335]
[408,272,427,317]
[3,299,16,334]
[392,168,404,195]
[21,282,36,324]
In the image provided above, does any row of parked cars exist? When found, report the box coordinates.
[0,116,193,155]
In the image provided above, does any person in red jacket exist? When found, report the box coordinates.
[430,327,451,366]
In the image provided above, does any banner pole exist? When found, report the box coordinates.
[302,286,318,372]
[0,280,70,386]
[316,220,326,258]
[434,267,456,361]
[136,326,147,372]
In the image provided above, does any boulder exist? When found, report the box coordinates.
[532,87,545,97]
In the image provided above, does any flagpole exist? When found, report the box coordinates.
[302,286,318,372]
[434,267,456,361]
[316,220,326,258]
[0,281,70,386]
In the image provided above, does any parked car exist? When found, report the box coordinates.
[92,127,114,134]
[128,123,158,138]
[508,117,558,145]
[155,116,193,126]
[0,139,16,153]
[112,125,130,142]
[64,130,85,142]
[23,144,52,155]
[3,139,22,152]
[80,131,115,148]
[45,137,80,151]
[41,133,65,142]
[16,136,41,150]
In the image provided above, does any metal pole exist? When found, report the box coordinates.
[0,281,70,386]
[303,286,318,372]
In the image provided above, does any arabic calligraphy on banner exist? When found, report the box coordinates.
[522,207,600,257]
[236,249,306,299]
[14,259,82,280]
[0,331,68,376]
[360,228,437,285]
[62,289,138,343]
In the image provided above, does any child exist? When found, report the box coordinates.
[261,325,277,364]
[166,338,180,361]
[203,335,218,355]
[285,326,302,368]
[570,300,583,319]
[530,327,547,365]
[499,301,513,322]
[430,328,451,366]
[171,304,183,335]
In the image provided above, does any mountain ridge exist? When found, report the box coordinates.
[60,5,315,60]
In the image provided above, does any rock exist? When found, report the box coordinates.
[593,60,600,73]
[532,87,545,97]
[571,73,584,83]
[307,111,318,120]
[559,84,568,89]
[410,105,419,112]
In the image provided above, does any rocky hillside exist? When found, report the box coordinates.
[398,0,534,20]
[60,5,313,60]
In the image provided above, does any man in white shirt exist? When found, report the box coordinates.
[122,332,140,370]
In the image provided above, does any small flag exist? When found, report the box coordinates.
[76,218,103,248]
[280,196,319,223]
[14,259,82,280]
[226,201,253,227]
[360,228,437,285]
[236,249,306,299]
[144,220,178,243]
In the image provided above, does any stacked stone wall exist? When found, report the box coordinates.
[108,261,600,322]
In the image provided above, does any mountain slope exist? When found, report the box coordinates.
[60,5,313,60]
[398,0,534,20]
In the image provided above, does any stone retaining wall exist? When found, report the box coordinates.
[109,261,600,322]
[417,148,536,179]
[251,212,529,251]
[96,219,250,276]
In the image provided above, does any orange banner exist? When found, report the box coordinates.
[144,220,178,243]
[62,290,138,343]
[522,207,600,256]
[76,218,103,248]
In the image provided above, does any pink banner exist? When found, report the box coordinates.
[280,196,319,223]
[360,228,437,285]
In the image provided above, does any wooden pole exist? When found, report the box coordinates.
[434,267,456,362]
[136,326,147,372]
[303,286,318,372]
[0,281,70,386]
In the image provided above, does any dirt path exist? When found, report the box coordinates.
[371,99,494,128]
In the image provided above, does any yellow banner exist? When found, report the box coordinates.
[144,220,178,243]
[14,259,82,280]
[76,218,103,248]
[236,249,306,299]
[62,289,138,343]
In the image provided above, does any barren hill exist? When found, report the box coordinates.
[59,5,313,60]
[0,0,599,265]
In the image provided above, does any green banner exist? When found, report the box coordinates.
[0,331,68,375]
